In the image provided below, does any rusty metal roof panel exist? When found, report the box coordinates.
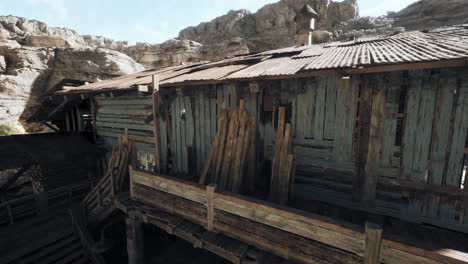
[161,64,249,85]
[224,56,316,79]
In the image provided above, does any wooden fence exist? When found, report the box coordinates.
[0,181,91,225]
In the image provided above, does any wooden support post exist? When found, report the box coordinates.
[75,106,83,132]
[126,210,145,264]
[364,222,383,264]
[90,97,97,142]
[206,184,217,231]
[64,111,71,132]
[97,185,102,207]
[152,75,162,173]
[35,192,48,216]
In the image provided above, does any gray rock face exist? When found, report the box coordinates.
[0,16,144,130]
[178,0,359,52]
[392,0,468,31]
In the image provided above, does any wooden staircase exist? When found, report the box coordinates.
[0,214,92,264]
[81,132,133,226]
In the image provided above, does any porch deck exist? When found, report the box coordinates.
[127,167,468,264]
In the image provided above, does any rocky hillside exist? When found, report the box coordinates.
[0,16,144,130]
[392,0,468,31]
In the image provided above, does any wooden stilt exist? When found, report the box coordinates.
[126,211,145,264]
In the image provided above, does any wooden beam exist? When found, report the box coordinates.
[364,222,383,264]
[47,99,68,118]
[41,121,59,132]
[152,75,162,173]
[126,210,145,264]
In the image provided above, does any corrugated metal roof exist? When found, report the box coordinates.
[59,24,468,94]
[161,64,249,84]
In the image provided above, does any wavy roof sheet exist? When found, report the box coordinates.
[60,24,468,94]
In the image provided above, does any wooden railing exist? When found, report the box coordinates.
[70,206,106,264]
[0,181,91,225]
[129,168,468,264]
[81,133,132,224]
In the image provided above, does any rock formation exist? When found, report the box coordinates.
[391,0,468,31]
[0,16,144,130]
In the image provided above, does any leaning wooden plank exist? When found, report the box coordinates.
[200,135,219,185]
[219,108,239,190]
[231,110,248,193]
[213,105,228,183]
[270,107,286,199]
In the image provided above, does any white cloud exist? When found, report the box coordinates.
[26,0,67,20]
[360,0,419,17]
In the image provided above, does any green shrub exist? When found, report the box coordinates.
[0,123,21,136]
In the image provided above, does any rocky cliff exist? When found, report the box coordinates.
[0,16,144,131]
[392,0,468,31]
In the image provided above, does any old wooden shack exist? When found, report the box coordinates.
[35,22,468,264]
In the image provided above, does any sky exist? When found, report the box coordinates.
[0,0,419,44]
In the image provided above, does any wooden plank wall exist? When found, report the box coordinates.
[295,69,468,233]
[162,69,467,233]
[94,94,157,172]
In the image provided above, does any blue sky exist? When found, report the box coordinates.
[0,0,418,44]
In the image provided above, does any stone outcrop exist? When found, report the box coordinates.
[0,16,144,130]
[391,0,468,31]
[178,0,359,52]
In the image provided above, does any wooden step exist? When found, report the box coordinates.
[14,235,78,264]
[36,239,83,264]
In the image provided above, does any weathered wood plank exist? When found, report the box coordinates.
[445,71,468,186]
[213,196,365,256]
[314,77,326,141]
[364,222,383,264]
[363,75,386,203]
[402,70,423,180]
[324,76,337,140]
[381,72,401,168]
[413,70,437,181]
[132,172,206,204]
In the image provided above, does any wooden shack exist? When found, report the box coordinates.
[36,23,468,264]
